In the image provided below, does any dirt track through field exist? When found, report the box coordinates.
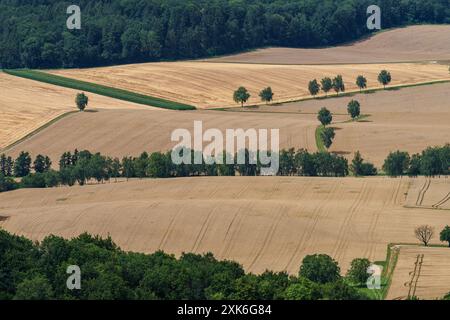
[210,25,450,65]
[1,177,449,277]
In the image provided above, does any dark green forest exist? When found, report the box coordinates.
[1,0,449,68]
[0,229,372,300]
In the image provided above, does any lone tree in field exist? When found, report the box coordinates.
[308,79,320,97]
[347,100,361,119]
[440,226,450,247]
[378,70,391,89]
[321,77,333,97]
[356,75,367,92]
[259,87,274,104]
[233,86,250,107]
[415,225,434,246]
[317,107,332,126]
[332,75,345,96]
[321,127,335,149]
[75,92,88,111]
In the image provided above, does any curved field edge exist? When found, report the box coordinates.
[0,111,79,153]
[212,79,450,111]
[2,69,196,111]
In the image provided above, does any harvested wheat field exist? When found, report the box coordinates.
[47,61,450,109]
[5,82,449,168]
[0,176,449,278]
[233,83,450,167]
[0,72,152,150]
[405,178,450,210]
[4,108,319,163]
[387,245,450,300]
[210,25,450,65]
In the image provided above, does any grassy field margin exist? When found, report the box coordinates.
[3,69,196,111]
[315,125,326,152]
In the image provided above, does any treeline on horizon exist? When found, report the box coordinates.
[1,0,449,69]
[0,144,449,192]
[0,228,370,300]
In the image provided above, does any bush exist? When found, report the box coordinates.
[21,173,47,188]
[0,174,18,192]
[346,258,371,285]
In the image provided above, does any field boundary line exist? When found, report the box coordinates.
[2,69,196,111]
[212,79,450,111]
[0,110,79,153]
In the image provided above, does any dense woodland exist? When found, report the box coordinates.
[1,0,449,69]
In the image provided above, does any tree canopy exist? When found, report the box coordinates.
[0,229,368,300]
[1,0,448,69]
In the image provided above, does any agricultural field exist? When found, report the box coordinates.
[0,72,152,150]
[5,82,449,169]
[1,20,449,301]
[405,178,450,210]
[209,25,450,64]
[235,82,450,167]
[387,246,450,300]
[4,108,319,163]
[0,176,449,278]
[46,61,449,109]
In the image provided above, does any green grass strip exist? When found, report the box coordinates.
[315,125,326,152]
[3,69,196,111]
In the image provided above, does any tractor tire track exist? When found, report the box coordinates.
[157,205,184,250]
[416,178,430,206]
[284,180,339,271]
[363,179,399,259]
[191,203,220,253]
[432,192,450,208]
[333,180,370,262]
[219,202,253,259]
[247,205,286,271]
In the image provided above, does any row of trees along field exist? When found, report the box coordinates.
[1,145,448,192]
[308,71,392,97]
[1,0,449,68]
[0,149,349,192]
[233,71,391,107]
[0,229,376,300]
